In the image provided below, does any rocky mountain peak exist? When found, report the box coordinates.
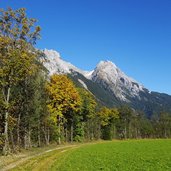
[42,49,171,116]
[44,49,61,59]
[96,60,117,68]
[91,60,144,101]
[43,49,145,101]
[93,60,120,79]
[43,49,91,76]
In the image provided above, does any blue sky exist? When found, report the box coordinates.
[1,0,171,94]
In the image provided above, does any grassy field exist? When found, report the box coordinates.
[5,139,171,171]
[51,139,171,171]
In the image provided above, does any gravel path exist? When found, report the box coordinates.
[1,144,77,171]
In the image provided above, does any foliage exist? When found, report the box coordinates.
[0,7,41,154]
[46,74,81,123]
[0,7,171,156]
[46,74,81,143]
[98,107,119,139]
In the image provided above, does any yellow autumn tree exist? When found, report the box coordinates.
[98,107,119,139]
[46,74,81,144]
[0,8,41,155]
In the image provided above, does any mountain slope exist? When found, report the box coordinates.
[43,49,171,116]
[91,60,145,102]
[68,72,120,107]
[43,49,91,76]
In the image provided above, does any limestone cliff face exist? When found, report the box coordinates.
[43,49,171,116]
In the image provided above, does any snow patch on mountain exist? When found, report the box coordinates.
[78,79,88,90]
[84,70,94,79]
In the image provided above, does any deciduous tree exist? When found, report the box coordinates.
[46,74,81,144]
[0,7,41,155]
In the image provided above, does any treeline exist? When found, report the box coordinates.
[0,8,171,155]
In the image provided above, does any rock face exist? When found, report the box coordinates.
[44,49,145,102]
[91,60,145,102]
[43,49,171,116]
[43,49,90,76]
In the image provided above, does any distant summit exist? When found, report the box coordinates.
[43,49,91,76]
[91,60,144,101]
[44,49,144,101]
[43,49,171,116]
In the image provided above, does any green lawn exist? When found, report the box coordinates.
[51,139,171,171]
[10,139,171,171]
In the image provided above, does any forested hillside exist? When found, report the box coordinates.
[0,8,171,156]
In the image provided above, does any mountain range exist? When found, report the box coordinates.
[43,49,171,117]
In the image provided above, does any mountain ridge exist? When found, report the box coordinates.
[44,49,148,100]
[43,49,171,116]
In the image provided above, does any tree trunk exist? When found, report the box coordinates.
[38,131,41,147]
[58,116,61,145]
[128,122,131,139]
[24,127,27,149]
[112,124,116,139]
[28,127,32,148]
[10,129,15,152]
[38,121,41,147]
[17,112,21,147]
[135,128,138,139]
[47,127,50,145]
[87,121,90,140]
[124,125,127,139]
[98,124,101,140]
[43,126,50,145]
[71,122,73,143]
[65,124,68,143]
[2,87,10,155]
[124,119,127,139]
[164,127,167,138]
[91,124,94,140]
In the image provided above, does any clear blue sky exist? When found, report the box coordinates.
[1,0,171,94]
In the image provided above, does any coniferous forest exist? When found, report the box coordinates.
[0,7,171,156]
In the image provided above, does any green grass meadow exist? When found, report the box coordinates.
[10,139,171,171]
[52,140,171,171]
